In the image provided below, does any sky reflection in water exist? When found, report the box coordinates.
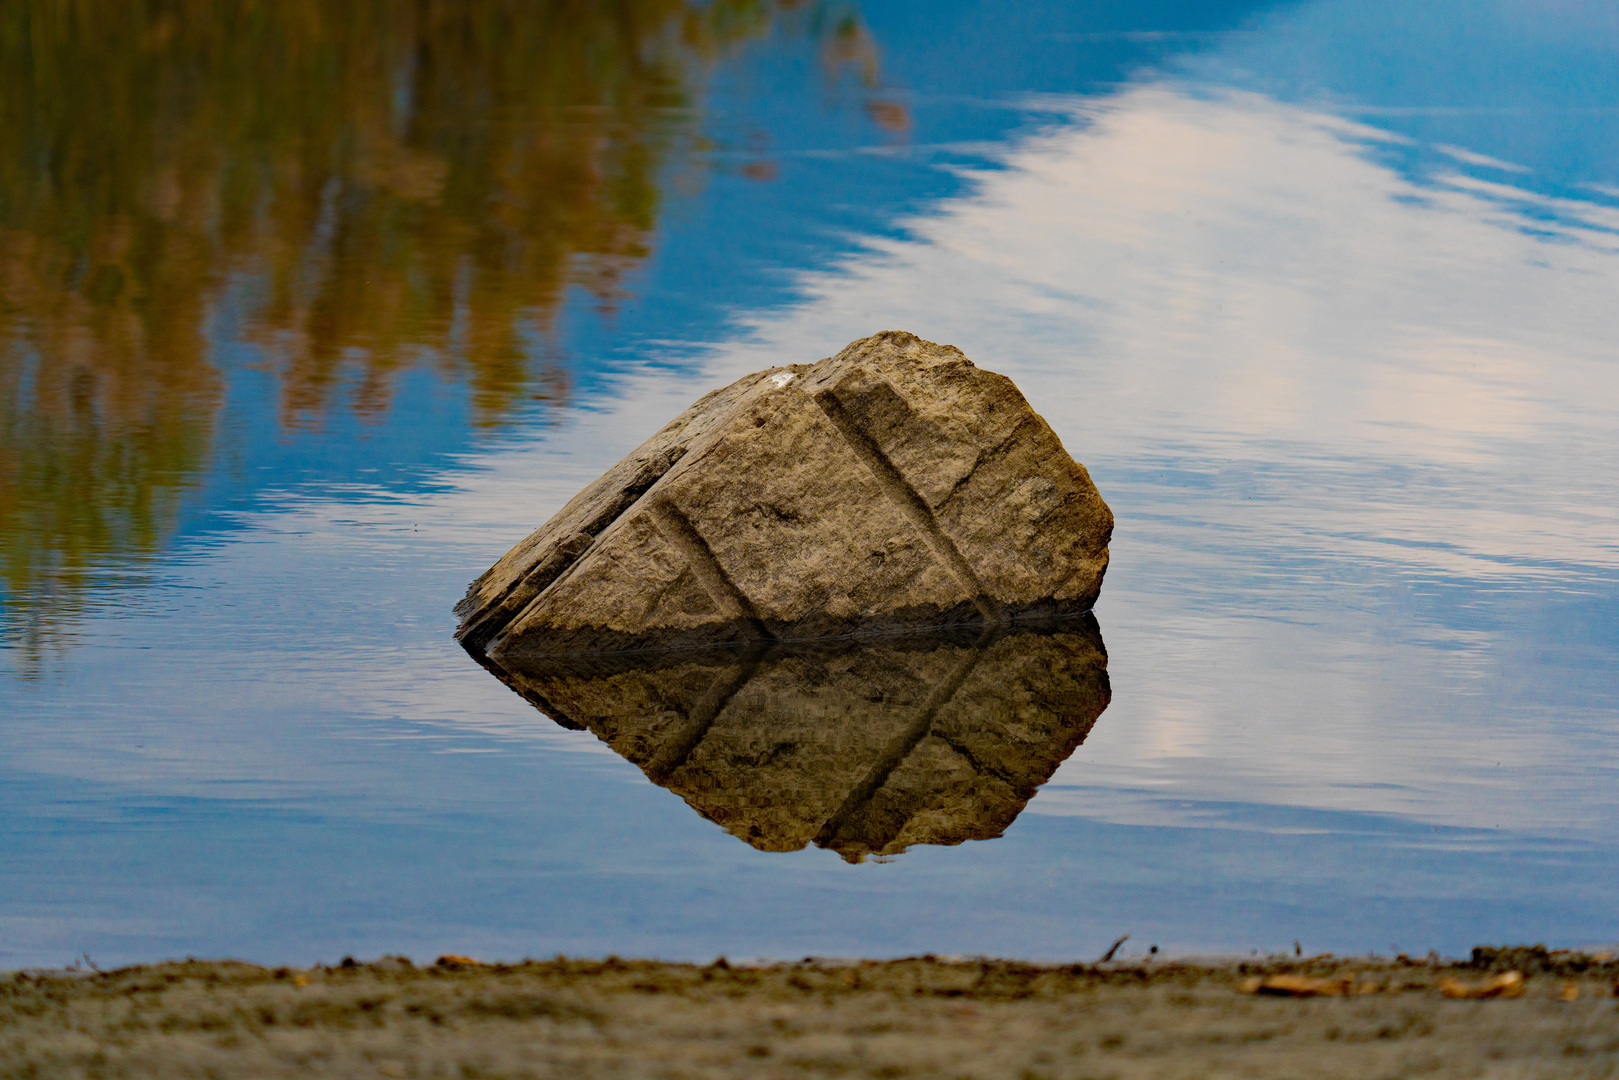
[2,0,1617,966]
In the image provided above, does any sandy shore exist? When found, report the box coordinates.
[3,948,1616,1078]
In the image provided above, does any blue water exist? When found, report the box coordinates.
[3,0,1617,967]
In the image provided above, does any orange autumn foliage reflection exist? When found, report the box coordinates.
[0,0,874,668]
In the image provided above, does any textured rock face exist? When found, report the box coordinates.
[456,331,1112,659]
[482,619,1110,860]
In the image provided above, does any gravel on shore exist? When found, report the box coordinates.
[3,947,1617,1078]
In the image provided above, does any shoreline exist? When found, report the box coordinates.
[5,948,1617,1077]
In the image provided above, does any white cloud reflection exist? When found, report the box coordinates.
[13,85,1616,850]
[672,85,1619,838]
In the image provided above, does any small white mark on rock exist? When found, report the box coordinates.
[770,370,796,388]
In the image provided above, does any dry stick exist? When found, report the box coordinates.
[1100,935,1130,963]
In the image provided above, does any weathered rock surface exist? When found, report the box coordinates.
[456,330,1112,659]
[482,619,1110,860]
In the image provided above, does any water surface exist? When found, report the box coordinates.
[3,0,1617,966]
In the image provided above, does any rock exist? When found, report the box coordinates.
[456,330,1112,658]
[479,618,1111,860]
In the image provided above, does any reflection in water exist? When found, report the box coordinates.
[3,0,1619,967]
[688,82,1619,834]
[0,0,871,665]
[479,618,1110,861]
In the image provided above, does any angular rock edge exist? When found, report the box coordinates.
[456,331,1113,659]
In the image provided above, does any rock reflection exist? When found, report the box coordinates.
[480,618,1109,861]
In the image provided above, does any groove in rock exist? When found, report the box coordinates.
[459,451,677,649]
[813,388,1001,629]
[645,496,774,643]
[643,648,769,783]
[813,630,992,851]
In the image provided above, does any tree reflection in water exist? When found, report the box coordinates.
[0,0,879,669]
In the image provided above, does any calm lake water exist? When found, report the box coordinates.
[3,0,1618,967]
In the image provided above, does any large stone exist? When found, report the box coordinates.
[480,619,1111,860]
[456,331,1112,659]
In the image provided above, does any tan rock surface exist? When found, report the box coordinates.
[481,618,1111,860]
[456,331,1112,658]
